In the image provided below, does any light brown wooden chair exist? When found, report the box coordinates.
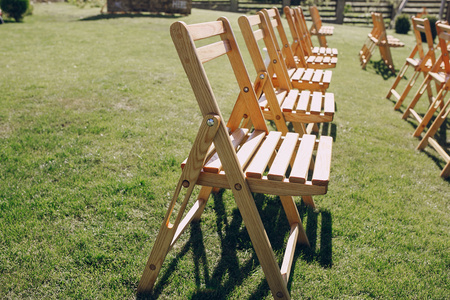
[387,17,437,110]
[359,13,404,73]
[284,6,338,70]
[238,11,335,135]
[416,96,450,178]
[137,17,333,299]
[403,22,450,137]
[262,7,334,82]
[309,5,334,47]
[258,8,333,92]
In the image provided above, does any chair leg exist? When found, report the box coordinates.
[137,114,220,294]
[232,184,292,299]
[397,70,421,107]
[412,89,447,137]
[301,195,316,208]
[441,161,450,178]
[279,195,309,246]
[417,98,450,149]
[400,75,431,112]
[318,35,327,47]
[386,62,410,100]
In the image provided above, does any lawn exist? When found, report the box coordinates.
[0,3,449,299]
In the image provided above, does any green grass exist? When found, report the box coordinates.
[1,3,449,299]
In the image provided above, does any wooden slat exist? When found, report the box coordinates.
[311,136,333,186]
[311,69,323,83]
[247,14,262,26]
[310,92,322,115]
[236,130,266,170]
[276,90,288,106]
[301,68,314,81]
[188,21,225,41]
[280,224,298,282]
[203,128,248,173]
[307,56,316,64]
[331,57,338,64]
[296,91,310,112]
[314,56,323,63]
[246,131,282,178]
[267,132,299,181]
[281,90,298,112]
[291,68,305,81]
[287,68,296,78]
[322,56,331,64]
[271,19,278,28]
[324,93,335,116]
[197,40,231,64]
[322,70,332,83]
[266,8,277,17]
[254,28,265,42]
[196,171,328,195]
[289,134,316,183]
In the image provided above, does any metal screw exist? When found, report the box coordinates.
[206,118,215,127]
[276,291,284,298]
[285,44,289,48]
[182,180,190,188]
[149,264,156,271]
[273,59,277,64]
[259,74,265,79]
[276,115,281,120]
[243,87,249,93]
[234,183,242,191]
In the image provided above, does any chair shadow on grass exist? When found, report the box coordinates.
[367,59,397,80]
[417,118,450,181]
[139,190,333,299]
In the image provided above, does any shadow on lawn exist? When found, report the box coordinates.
[79,13,182,21]
[142,190,333,299]
[368,59,397,80]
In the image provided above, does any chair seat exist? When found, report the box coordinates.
[279,68,332,90]
[303,55,338,69]
[258,90,335,123]
[195,130,332,196]
[311,26,334,36]
[312,46,338,56]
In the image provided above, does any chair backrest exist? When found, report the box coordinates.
[170,18,268,135]
[412,17,435,59]
[262,7,301,69]
[309,6,323,30]
[283,6,311,59]
[238,12,292,91]
[435,21,450,74]
[238,12,291,134]
[294,7,316,54]
[410,17,437,71]
[371,13,387,43]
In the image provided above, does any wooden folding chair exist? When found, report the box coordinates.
[403,22,450,137]
[309,6,334,48]
[416,96,450,178]
[387,17,437,110]
[137,17,333,299]
[238,11,335,135]
[359,13,404,73]
[257,8,333,93]
[284,6,338,70]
